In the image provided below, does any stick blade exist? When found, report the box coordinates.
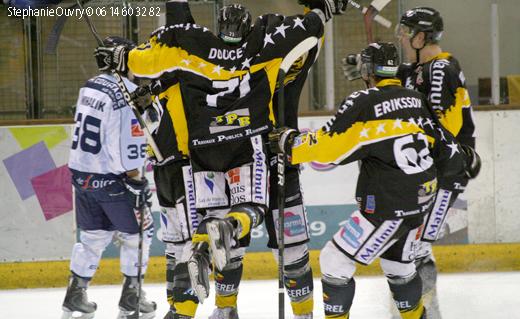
[370,0,392,12]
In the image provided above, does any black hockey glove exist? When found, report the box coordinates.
[94,44,129,75]
[131,86,153,115]
[124,177,152,209]
[298,0,348,21]
[269,127,298,155]
[461,144,481,179]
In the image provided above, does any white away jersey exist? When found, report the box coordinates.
[68,74,147,175]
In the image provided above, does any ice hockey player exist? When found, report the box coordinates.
[63,36,157,319]
[270,42,481,319]
[94,1,346,318]
[395,7,477,318]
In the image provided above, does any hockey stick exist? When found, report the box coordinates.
[276,37,319,319]
[347,0,392,29]
[45,0,94,54]
[362,0,392,43]
[75,0,164,162]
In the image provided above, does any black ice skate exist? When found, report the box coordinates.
[208,307,239,319]
[61,274,97,319]
[206,218,235,271]
[187,242,211,304]
[118,276,157,319]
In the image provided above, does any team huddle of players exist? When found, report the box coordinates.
[62,1,480,319]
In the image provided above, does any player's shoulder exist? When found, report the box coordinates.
[338,87,380,113]
[427,52,460,74]
[426,52,466,85]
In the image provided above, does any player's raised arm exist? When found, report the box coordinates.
[94,28,183,80]
[255,0,347,61]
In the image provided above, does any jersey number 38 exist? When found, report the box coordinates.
[72,112,102,155]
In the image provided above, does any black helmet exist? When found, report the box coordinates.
[102,36,136,49]
[218,4,252,44]
[398,7,444,44]
[360,42,399,79]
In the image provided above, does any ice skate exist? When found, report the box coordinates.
[206,218,235,271]
[118,276,157,319]
[188,242,211,303]
[163,308,192,319]
[208,307,239,319]
[61,274,97,319]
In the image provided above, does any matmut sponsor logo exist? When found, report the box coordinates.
[424,189,451,239]
[253,139,266,203]
[356,220,401,263]
[185,170,198,228]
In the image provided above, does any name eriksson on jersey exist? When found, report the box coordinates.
[373,97,422,118]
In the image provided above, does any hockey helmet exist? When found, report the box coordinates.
[102,36,136,49]
[218,4,252,44]
[397,7,444,44]
[360,42,399,79]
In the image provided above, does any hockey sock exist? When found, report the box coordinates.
[284,255,314,316]
[416,256,437,294]
[416,257,440,318]
[166,253,176,309]
[173,262,199,317]
[322,277,355,319]
[387,273,425,319]
[214,259,243,309]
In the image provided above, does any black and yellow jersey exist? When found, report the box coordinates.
[128,6,325,149]
[289,79,467,219]
[397,52,475,148]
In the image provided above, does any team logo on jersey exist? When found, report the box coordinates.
[340,216,364,248]
[210,108,250,134]
[365,195,376,214]
[131,119,144,137]
[227,168,241,184]
[204,172,215,193]
[283,211,306,237]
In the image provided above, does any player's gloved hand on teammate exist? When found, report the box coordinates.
[124,177,153,209]
[131,86,153,114]
[298,0,348,21]
[461,144,481,179]
[268,127,298,155]
[94,44,129,75]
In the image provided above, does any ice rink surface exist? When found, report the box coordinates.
[1,272,519,319]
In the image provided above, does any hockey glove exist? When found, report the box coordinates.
[298,0,348,21]
[269,127,298,155]
[124,177,153,210]
[130,86,153,115]
[461,144,481,179]
[94,44,129,75]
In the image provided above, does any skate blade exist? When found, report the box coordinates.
[61,309,95,319]
[207,222,230,271]
[117,310,156,319]
[187,259,209,304]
